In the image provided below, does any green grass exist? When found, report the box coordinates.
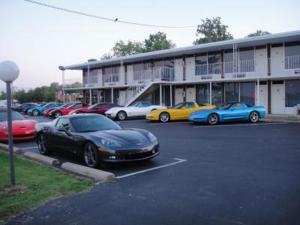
[0,151,93,220]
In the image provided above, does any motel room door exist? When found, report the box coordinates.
[175,88,184,104]
[271,82,285,114]
[186,87,196,102]
[259,84,268,113]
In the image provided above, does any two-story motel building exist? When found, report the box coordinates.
[60,30,300,115]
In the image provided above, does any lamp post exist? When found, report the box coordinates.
[0,61,19,186]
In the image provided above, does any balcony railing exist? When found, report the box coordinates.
[196,59,255,76]
[63,78,83,88]
[133,67,174,83]
[103,73,119,84]
[285,55,300,69]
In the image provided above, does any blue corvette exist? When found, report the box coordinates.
[28,102,63,116]
[189,102,266,125]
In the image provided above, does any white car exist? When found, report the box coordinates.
[105,101,166,120]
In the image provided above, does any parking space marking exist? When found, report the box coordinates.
[21,146,38,150]
[192,122,289,128]
[116,158,187,179]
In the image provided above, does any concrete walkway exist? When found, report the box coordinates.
[263,114,300,123]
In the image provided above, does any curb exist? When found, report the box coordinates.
[23,152,60,167]
[61,162,115,182]
[0,143,116,183]
[0,143,23,154]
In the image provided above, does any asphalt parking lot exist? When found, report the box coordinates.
[7,117,300,225]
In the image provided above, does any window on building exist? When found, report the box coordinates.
[196,84,209,104]
[133,63,152,80]
[239,49,254,72]
[240,82,255,105]
[212,83,224,106]
[223,51,236,73]
[285,43,300,69]
[224,83,239,104]
[103,67,120,83]
[208,53,221,74]
[286,80,300,107]
[195,55,208,75]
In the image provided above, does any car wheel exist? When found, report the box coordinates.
[208,113,218,125]
[117,111,127,121]
[54,111,62,118]
[159,112,170,123]
[249,111,259,123]
[37,134,51,155]
[33,109,39,116]
[83,142,100,168]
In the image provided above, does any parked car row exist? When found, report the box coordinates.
[0,100,266,168]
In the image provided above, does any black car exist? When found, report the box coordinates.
[12,103,39,114]
[36,114,159,168]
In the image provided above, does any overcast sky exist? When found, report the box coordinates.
[0,0,299,91]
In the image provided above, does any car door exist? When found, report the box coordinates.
[51,118,77,153]
[223,103,248,121]
[138,102,154,116]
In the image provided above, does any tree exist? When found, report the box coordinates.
[144,32,175,52]
[112,40,144,57]
[194,17,233,45]
[102,32,175,58]
[12,82,61,103]
[247,30,271,37]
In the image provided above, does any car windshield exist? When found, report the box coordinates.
[173,103,185,109]
[71,115,121,132]
[0,111,24,121]
[88,103,102,109]
[217,103,234,110]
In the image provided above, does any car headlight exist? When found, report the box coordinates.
[100,138,121,147]
[147,132,157,143]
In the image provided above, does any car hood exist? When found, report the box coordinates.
[105,107,126,114]
[0,120,36,130]
[85,128,155,149]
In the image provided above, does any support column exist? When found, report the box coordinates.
[183,57,186,81]
[62,70,65,103]
[256,80,260,105]
[159,84,162,105]
[209,82,212,105]
[111,88,114,103]
[89,89,92,105]
[170,83,173,107]
[268,80,271,114]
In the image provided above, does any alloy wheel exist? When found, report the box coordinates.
[208,113,218,125]
[37,134,47,154]
[33,110,39,116]
[250,111,259,123]
[159,112,169,123]
[117,111,126,121]
[84,143,98,168]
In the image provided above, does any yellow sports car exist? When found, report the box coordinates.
[146,102,215,122]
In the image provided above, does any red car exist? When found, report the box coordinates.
[69,103,119,115]
[0,110,37,142]
[48,102,88,118]
[43,103,73,117]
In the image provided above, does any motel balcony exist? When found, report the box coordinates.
[285,55,300,70]
[132,66,175,85]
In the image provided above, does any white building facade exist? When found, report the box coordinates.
[60,30,300,115]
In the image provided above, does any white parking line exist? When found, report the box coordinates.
[192,122,289,128]
[21,146,38,150]
[116,158,187,179]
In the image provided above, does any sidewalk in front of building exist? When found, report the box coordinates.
[263,114,300,123]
